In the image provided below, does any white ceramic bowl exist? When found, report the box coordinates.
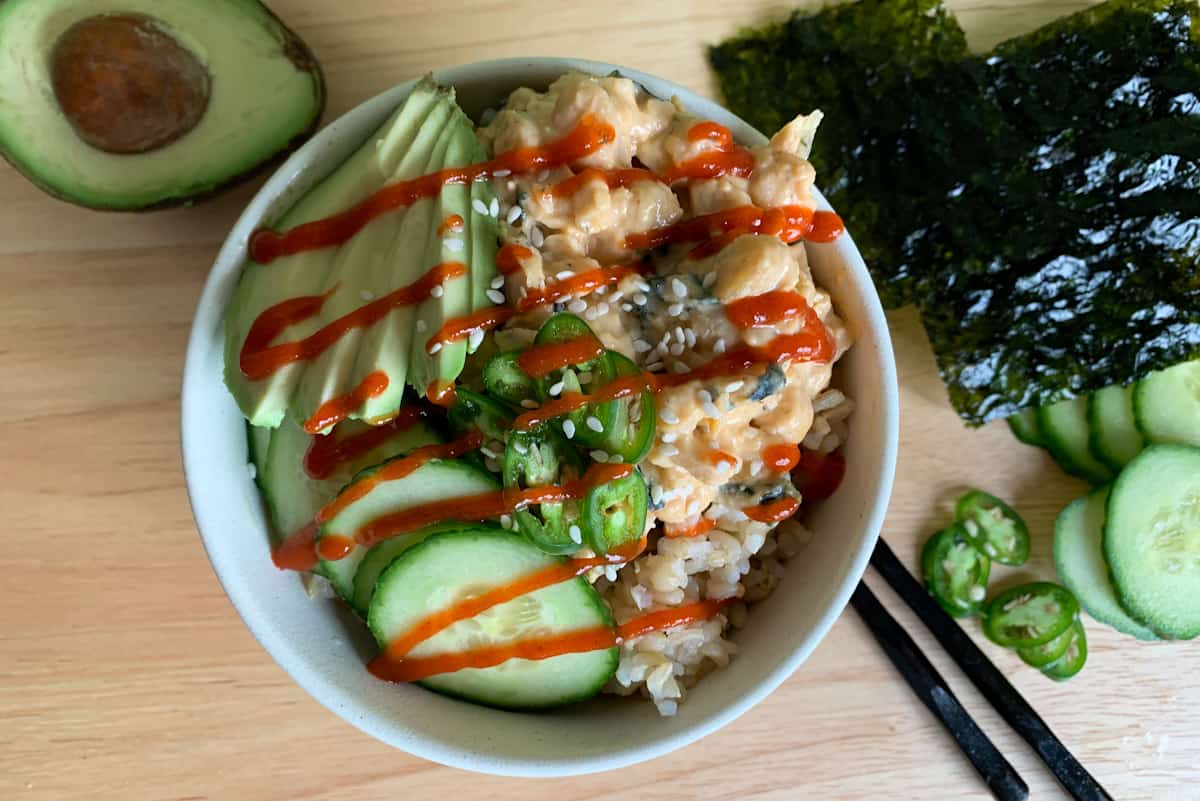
[182,57,899,777]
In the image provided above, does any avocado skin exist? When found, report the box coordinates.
[0,1,326,211]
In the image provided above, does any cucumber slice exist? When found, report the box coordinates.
[1043,620,1087,681]
[1007,408,1045,447]
[1088,385,1144,471]
[1053,488,1158,641]
[1104,444,1200,639]
[1133,361,1200,448]
[1037,397,1113,485]
[349,522,497,616]
[318,458,500,602]
[260,414,441,541]
[367,530,618,709]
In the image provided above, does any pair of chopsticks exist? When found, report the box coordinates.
[850,538,1114,801]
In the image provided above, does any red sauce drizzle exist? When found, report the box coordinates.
[664,517,716,539]
[425,263,647,352]
[249,115,616,263]
[792,449,846,501]
[304,406,427,480]
[302,371,389,434]
[627,205,814,252]
[369,596,731,684]
[240,261,466,380]
[762,443,802,473]
[660,122,755,184]
[316,431,484,524]
[744,496,801,524]
[272,521,320,572]
[426,380,457,408]
[495,243,534,275]
[725,290,810,329]
[437,214,464,235]
[548,167,661,199]
[514,374,649,430]
[353,463,634,550]
[316,534,356,561]
[517,335,604,378]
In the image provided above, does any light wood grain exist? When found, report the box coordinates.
[2,2,1197,799]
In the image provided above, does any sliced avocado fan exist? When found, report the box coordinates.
[223,79,499,432]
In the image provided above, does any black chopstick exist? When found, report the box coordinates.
[870,537,1115,801]
[851,582,1029,801]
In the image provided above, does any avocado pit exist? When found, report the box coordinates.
[50,13,210,155]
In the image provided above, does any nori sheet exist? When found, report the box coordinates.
[710,0,1200,423]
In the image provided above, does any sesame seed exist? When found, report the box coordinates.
[431,285,445,298]
[597,302,610,316]
[671,277,688,298]
[429,342,443,354]
[590,450,609,462]
[669,343,684,356]
[569,525,583,544]
[531,228,544,247]
[486,289,506,304]
[622,303,634,312]
[633,293,648,306]
[494,168,512,178]
[443,238,465,252]
[556,270,574,281]
[674,326,686,343]
[651,484,664,505]
[660,444,680,457]
[247,462,257,480]
[480,446,498,459]
[468,328,485,351]
[661,432,677,443]
[360,289,375,301]
[489,198,500,217]
[687,500,701,516]
[633,340,652,353]
[713,338,726,354]
[660,408,679,424]
[703,271,718,288]
[506,205,522,224]
[716,460,732,474]
[568,298,588,314]
[656,342,670,357]
[667,303,684,317]
[472,198,489,215]
[634,279,651,292]
[726,380,744,393]
[562,419,576,438]
[500,514,513,529]
[416,319,428,333]
[512,440,528,455]
[646,361,664,372]
[750,458,764,475]
[586,416,604,432]
[549,380,565,396]
[670,362,690,374]
[698,389,713,404]
[595,285,608,295]
[684,329,697,348]
[490,275,506,289]
[520,398,539,409]
[609,290,624,302]
[584,306,600,320]
[703,401,721,418]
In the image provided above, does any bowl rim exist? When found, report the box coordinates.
[181,56,899,776]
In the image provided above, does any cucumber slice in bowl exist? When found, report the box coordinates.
[1104,444,1200,639]
[367,530,618,709]
[1053,488,1158,640]
[318,458,500,603]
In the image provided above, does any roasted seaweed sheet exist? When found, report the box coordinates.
[711,0,1200,423]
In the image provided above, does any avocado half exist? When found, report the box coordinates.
[0,0,326,210]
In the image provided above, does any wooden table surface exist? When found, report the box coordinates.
[3,1,1198,799]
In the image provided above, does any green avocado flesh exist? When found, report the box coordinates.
[0,0,324,209]
[711,0,1200,423]
[224,78,499,431]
